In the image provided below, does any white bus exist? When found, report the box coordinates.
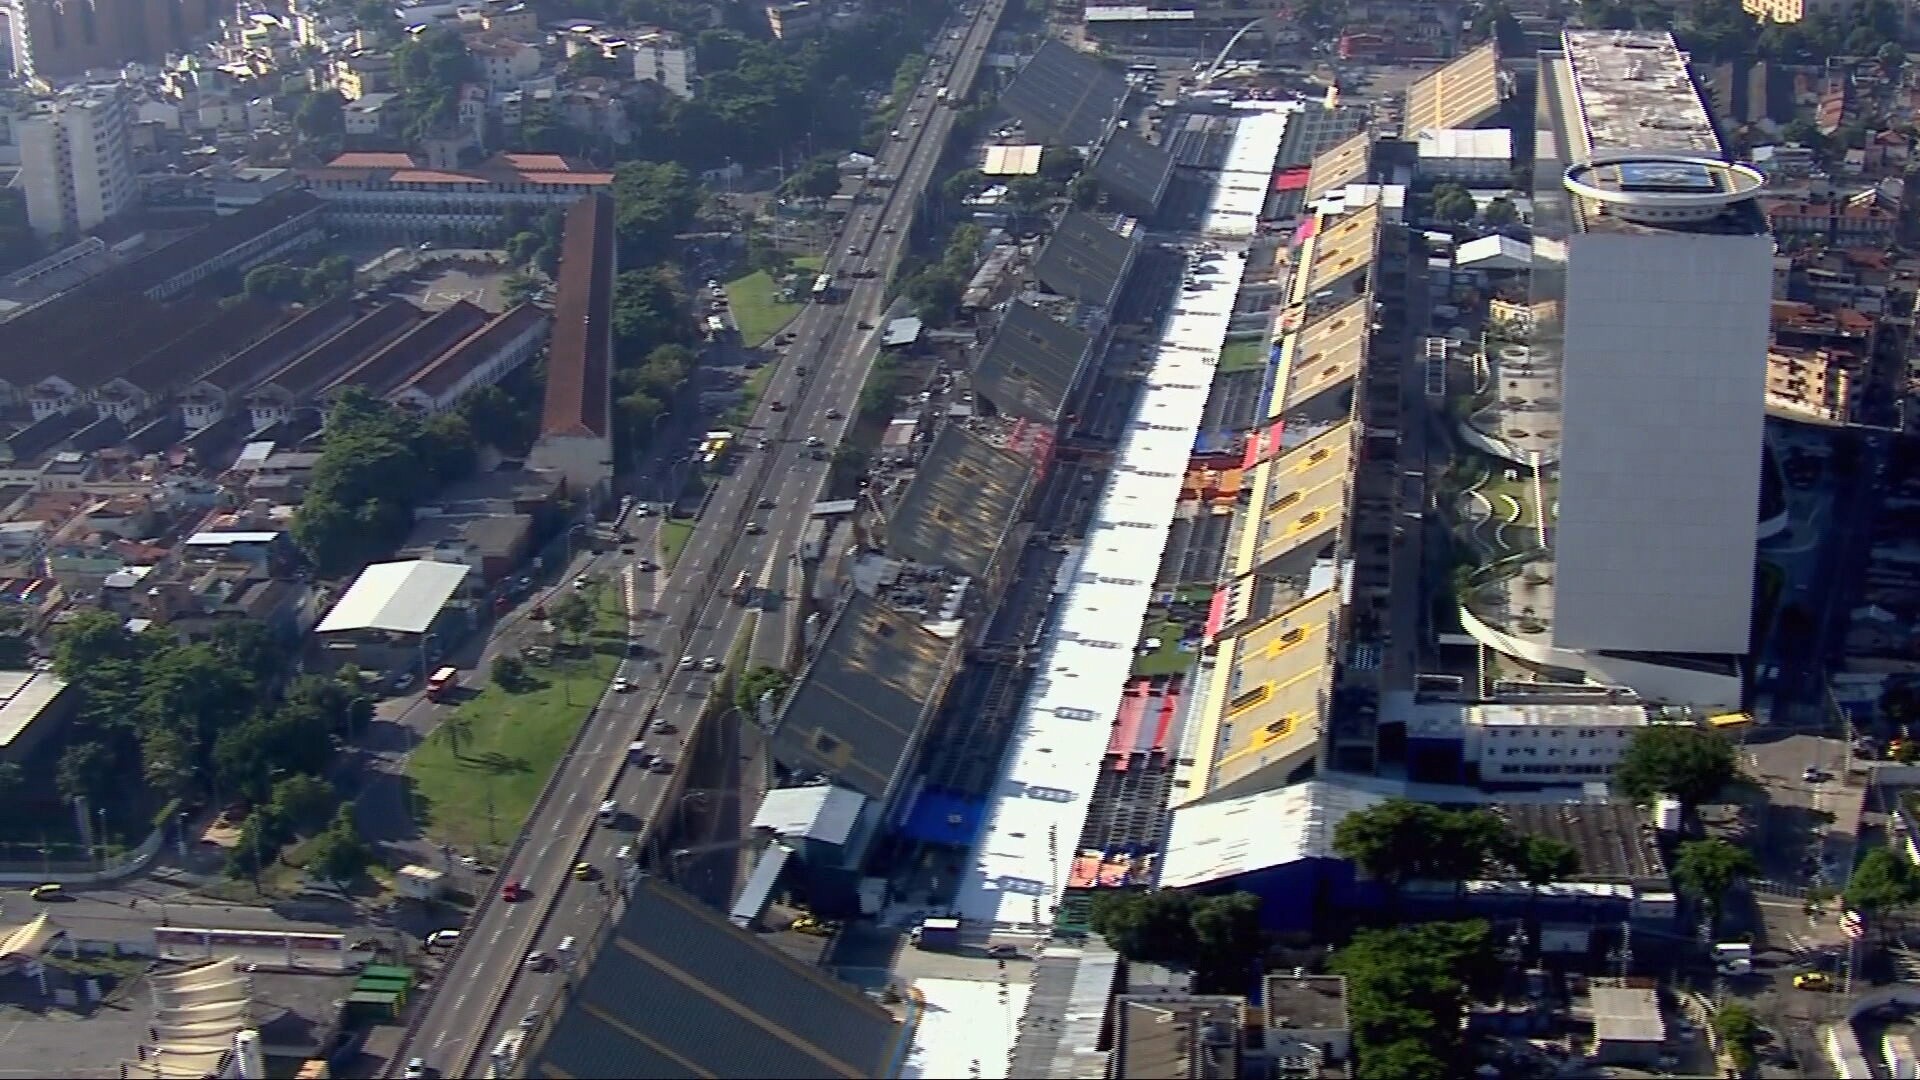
[810,273,837,303]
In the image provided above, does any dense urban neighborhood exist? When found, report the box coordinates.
[6,0,1920,1077]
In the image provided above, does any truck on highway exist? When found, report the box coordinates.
[936,87,949,102]
[730,570,754,604]
[425,666,458,701]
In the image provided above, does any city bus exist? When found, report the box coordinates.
[810,273,837,303]
[425,666,458,701]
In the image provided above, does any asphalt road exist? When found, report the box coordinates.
[393,4,1009,1074]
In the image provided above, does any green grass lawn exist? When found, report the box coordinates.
[1218,337,1272,374]
[659,516,696,569]
[407,598,626,853]
[726,255,824,347]
[1133,618,1194,677]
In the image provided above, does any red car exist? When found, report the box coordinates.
[501,879,527,902]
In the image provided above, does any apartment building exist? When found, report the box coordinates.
[630,28,694,98]
[300,151,614,237]
[17,83,135,238]
[8,0,223,83]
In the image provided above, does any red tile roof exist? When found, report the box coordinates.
[542,194,614,440]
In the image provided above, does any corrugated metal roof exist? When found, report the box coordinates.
[315,559,469,634]
[531,877,904,1079]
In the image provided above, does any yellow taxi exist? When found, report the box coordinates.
[1794,971,1833,991]
[28,883,62,901]
[572,861,596,882]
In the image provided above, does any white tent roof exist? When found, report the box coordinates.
[1455,233,1530,270]
[316,559,470,634]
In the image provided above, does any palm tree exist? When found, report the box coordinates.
[442,713,474,759]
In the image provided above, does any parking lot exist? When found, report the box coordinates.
[397,254,516,313]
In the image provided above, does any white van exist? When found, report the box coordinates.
[427,929,461,950]
[598,799,619,824]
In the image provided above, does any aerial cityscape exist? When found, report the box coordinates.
[0,0,1915,1076]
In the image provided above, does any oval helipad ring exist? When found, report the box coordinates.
[1562,152,1766,215]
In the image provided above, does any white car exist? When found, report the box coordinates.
[612,677,632,693]
[679,655,696,669]
[701,656,721,672]
[405,1059,427,1080]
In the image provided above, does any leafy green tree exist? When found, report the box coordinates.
[1005,176,1052,212]
[208,621,285,686]
[1332,920,1492,1077]
[506,231,543,267]
[293,388,478,571]
[244,263,305,302]
[1614,725,1738,808]
[548,591,595,643]
[225,809,284,881]
[457,383,539,456]
[1087,890,1198,966]
[52,609,140,680]
[137,644,255,765]
[1039,145,1083,183]
[610,162,701,264]
[296,90,345,138]
[502,271,540,308]
[1332,799,1510,891]
[1069,173,1101,209]
[1671,838,1759,931]
[493,653,528,690]
[735,665,792,715]
[1844,848,1918,920]
[781,158,842,200]
[56,740,115,804]
[140,726,199,802]
[612,270,692,361]
[942,168,986,203]
[268,774,337,834]
[1431,183,1477,222]
[1713,1001,1762,1075]
[308,806,370,883]
[1510,835,1580,886]
[1482,197,1520,226]
[213,690,340,802]
[1356,1040,1452,1080]
[1189,891,1265,993]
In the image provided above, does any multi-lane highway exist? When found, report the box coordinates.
[392,3,1007,1074]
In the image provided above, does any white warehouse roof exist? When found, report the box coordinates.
[1455,233,1531,271]
[316,559,470,635]
[1159,781,1384,890]
[1416,127,1513,162]
[750,784,865,847]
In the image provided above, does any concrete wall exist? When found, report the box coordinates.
[0,816,164,884]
